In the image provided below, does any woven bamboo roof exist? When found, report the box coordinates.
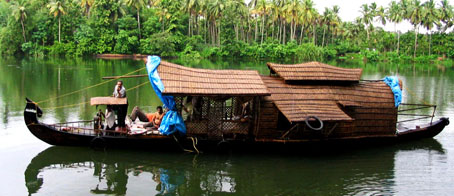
[157,61,270,96]
[267,62,362,82]
[261,76,395,122]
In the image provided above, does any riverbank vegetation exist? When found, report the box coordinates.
[0,0,453,63]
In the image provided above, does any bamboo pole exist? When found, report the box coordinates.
[102,74,148,79]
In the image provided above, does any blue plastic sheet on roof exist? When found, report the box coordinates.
[146,55,186,136]
[383,76,402,108]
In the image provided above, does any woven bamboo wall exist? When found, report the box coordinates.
[256,96,280,139]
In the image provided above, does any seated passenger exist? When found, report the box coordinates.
[130,106,155,129]
[151,106,165,129]
[130,106,165,129]
[105,105,116,130]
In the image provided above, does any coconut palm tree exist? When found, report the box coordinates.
[421,0,440,55]
[360,3,373,41]
[407,0,423,58]
[439,0,453,32]
[299,0,316,44]
[182,0,200,36]
[227,0,247,41]
[256,0,269,44]
[387,0,403,53]
[208,0,225,46]
[156,7,170,32]
[248,0,259,42]
[11,0,28,42]
[110,0,127,22]
[125,0,146,39]
[47,0,66,43]
[283,0,301,41]
[79,0,94,18]
[321,8,331,47]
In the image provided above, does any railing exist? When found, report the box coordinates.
[49,120,130,136]
[49,120,96,135]
[398,103,437,124]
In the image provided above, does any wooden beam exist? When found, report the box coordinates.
[102,74,148,79]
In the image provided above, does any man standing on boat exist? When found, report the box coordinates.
[113,80,128,132]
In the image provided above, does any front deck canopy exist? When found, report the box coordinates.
[90,97,127,106]
[157,61,271,96]
[267,62,363,82]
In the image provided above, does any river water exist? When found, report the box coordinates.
[0,57,453,195]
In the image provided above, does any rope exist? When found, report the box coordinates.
[172,135,200,154]
[191,137,200,154]
[40,81,150,110]
[36,67,147,104]
[402,86,430,105]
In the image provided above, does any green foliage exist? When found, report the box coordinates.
[361,49,380,62]
[139,32,177,56]
[0,0,453,64]
[113,16,139,54]
[74,24,96,56]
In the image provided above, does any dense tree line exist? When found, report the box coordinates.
[1,0,454,62]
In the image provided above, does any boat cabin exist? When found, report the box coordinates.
[156,61,270,140]
[153,60,398,141]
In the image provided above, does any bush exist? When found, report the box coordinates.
[361,49,379,62]
[139,32,177,56]
[48,42,76,56]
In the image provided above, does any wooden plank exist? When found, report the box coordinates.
[90,97,127,105]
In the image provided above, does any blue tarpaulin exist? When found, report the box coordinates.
[146,56,186,136]
[383,76,402,108]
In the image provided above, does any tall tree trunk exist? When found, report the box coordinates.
[429,32,432,55]
[397,31,400,54]
[235,24,238,41]
[322,26,326,47]
[218,19,221,46]
[137,9,141,39]
[58,16,61,43]
[290,21,293,41]
[255,16,258,42]
[414,26,418,58]
[299,25,304,44]
[312,25,316,44]
[283,23,286,44]
[20,17,26,42]
[271,21,274,40]
[188,13,191,36]
[261,15,265,44]
[293,22,297,41]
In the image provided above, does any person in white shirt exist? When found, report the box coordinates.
[105,106,116,130]
[112,80,128,131]
[113,81,126,98]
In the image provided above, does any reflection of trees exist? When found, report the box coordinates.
[25,140,444,195]
[0,57,161,125]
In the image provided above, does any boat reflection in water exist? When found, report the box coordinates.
[25,139,445,195]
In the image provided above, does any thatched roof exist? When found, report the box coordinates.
[90,97,127,105]
[261,76,395,122]
[157,61,270,96]
[267,62,362,82]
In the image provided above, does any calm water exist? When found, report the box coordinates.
[0,57,453,195]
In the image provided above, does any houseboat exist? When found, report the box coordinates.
[24,56,450,152]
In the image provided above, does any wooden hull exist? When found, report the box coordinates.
[24,100,450,152]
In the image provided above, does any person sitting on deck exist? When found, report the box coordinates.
[130,106,165,129]
[105,105,116,130]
